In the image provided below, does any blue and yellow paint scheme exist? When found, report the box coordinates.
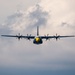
[33,37,43,44]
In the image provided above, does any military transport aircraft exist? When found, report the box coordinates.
[1,26,75,45]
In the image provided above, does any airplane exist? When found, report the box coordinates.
[1,26,75,45]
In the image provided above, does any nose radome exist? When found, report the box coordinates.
[36,38,40,42]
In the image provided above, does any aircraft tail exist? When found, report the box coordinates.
[37,26,39,36]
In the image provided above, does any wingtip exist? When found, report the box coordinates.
[1,35,3,36]
[1,35,6,37]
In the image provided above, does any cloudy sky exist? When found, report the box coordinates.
[0,0,75,75]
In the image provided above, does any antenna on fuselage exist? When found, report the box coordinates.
[37,26,39,36]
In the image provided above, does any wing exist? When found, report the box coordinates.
[1,34,35,40]
[40,35,75,40]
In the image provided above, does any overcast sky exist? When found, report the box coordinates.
[0,0,75,75]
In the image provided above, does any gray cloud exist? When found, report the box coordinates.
[27,4,49,28]
[1,4,49,34]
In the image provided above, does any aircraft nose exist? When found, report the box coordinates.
[36,38,40,42]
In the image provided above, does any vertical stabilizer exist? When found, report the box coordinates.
[37,26,39,36]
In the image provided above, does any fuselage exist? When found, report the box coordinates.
[33,36,43,44]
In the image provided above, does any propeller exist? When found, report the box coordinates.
[27,34,31,40]
[55,33,60,41]
[45,34,50,41]
[16,33,22,40]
